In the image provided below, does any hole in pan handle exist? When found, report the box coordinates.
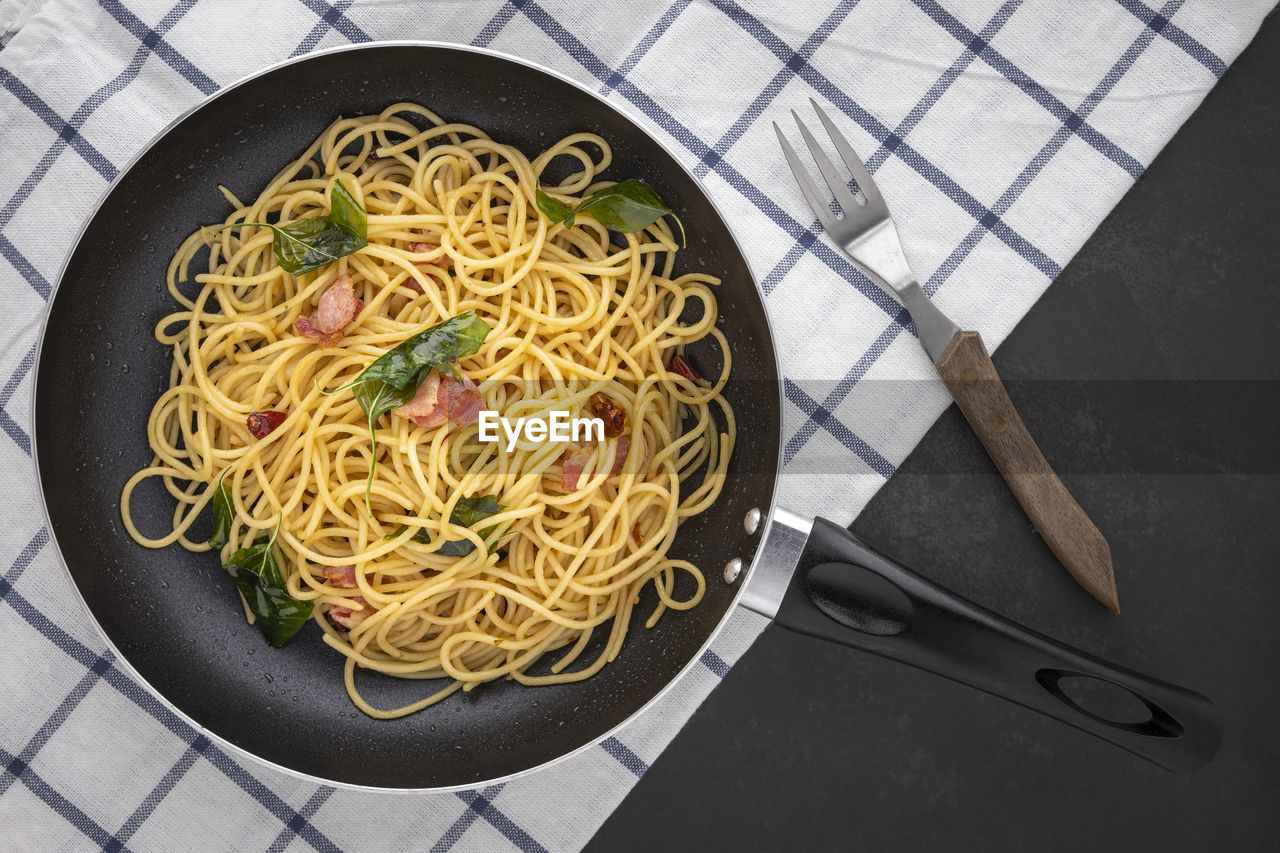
[772,518,1223,773]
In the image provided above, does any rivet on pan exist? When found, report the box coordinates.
[743,508,761,534]
[990,413,1010,433]
[723,558,743,584]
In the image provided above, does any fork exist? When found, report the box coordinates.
[776,99,1119,613]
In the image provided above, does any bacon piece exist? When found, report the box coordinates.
[247,410,286,439]
[322,564,357,589]
[390,371,483,429]
[561,437,630,491]
[328,595,370,629]
[404,242,436,293]
[408,240,454,272]
[404,238,456,295]
[450,378,484,424]
[294,274,363,344]
[632,523,644,545]
[590,392,626,438]
[561,444,590,491]
[609,437,631,477]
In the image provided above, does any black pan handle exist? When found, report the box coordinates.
[773,518,1222,773]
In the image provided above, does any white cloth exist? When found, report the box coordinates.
[0,1,1271,850]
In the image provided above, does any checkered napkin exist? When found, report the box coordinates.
[0,0,1270,849]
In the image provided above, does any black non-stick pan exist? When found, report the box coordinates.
[33,43,1222,790]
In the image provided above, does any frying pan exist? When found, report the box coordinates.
[33,42,1222,790]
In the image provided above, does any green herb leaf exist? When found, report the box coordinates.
[270,217,366,276]
[357,312,490,392]
[439,495,503,557]
[329,178,367,241]
[343,312,491,514]
[535,179,685,246]
[210,177,368,276]
[384,496,503,556]
[536,189,577,228]
[222,523,312,647]
[207,468,234,550]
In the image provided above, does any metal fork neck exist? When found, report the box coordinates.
[894,281,961,364]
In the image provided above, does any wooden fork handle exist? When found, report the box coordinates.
[934,331,1119,612]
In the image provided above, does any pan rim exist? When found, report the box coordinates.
[30,39,787,793]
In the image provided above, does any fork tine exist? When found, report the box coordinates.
[809,98,884,210]
[774,121,836,230]
[791,109,861,216]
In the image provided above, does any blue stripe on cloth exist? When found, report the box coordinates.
[0,743,125,850]
[4,527,48,581]
[0,0,210,314]
[782,321,904,465]
[473,3,520,48]
[509,0,911,324]
[289,0,360,57]
[199,746,343,853]
[0,69,117,180]
[97,0,218,95]
[107,737,210,851]
[1114,0,1226,76]
[0,230,52,300]
[699,649,730,678]
[758,238,811,296]
[0,664,101,798]
[0,567,343,853]
[695,0,860,177]
[0,341,35,454]
[294,0,374,43]
[454,786,549,853]
[265,787,336,853]
[759,1,1022,314]
[709,0,1064,279]
[601,0,693,97]
[866,0,1023,172]
[784,378,898,477]
[431,785,505,853]
[783,0,1183,464]
[600,737,648,777]
[909,0,1145,178]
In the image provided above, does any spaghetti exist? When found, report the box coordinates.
[120,103,734,718]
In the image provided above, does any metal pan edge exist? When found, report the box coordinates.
[30,39,787,792]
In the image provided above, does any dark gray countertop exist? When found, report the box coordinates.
[588,11,1279,852]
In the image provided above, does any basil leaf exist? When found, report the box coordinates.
[450,495,502,528]
[223,538,312,648]
[210,178,368,276]
[208,468,234,550]
[329,179,367,241]
[357,312,490,392]
[271,217,366,276]
[385,496,503,556]
[536,189,577,228]
[536,179,685,246]
[439,495,503,556]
